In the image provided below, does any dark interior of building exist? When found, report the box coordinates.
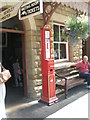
[2,32,24,105]
[0,16,25,106]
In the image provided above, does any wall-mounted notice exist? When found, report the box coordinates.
[45,30,50,59]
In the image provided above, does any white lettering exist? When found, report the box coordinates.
[21,4,31,11]
[35,6,40,11]
[27,6,40,14]
[31,1,39,7]
[21,0,39,12]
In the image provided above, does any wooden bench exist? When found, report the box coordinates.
[55,66,86,98]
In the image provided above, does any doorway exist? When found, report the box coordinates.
[0,15,28,106]
[1,32,25,105]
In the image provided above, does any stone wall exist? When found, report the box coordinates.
[26,15,43,99]
[24,15,43,99]
[32,14,43,98]
[69,40,82,62]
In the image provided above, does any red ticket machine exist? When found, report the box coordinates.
[40,28,58,105]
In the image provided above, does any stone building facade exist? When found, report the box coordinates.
[25,4,84,99]
[0,1,88,101]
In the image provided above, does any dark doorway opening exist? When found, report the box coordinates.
[2,32,24,106]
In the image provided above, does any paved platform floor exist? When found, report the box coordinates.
[6,84,89,119]
[47,93,88,118]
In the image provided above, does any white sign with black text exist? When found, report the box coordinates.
[45,30,50,59]
[19,0,43,20]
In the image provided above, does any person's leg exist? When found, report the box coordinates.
[18,75,23,87]
[15,73,19,87]
[87,74,90,86]
[79,72,90,86]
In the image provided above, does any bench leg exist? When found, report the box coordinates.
[65,79,68,99]
[65,89,68,99]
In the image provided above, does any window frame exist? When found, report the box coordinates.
[53,23,69,62]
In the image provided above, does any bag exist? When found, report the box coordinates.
[1,69,11,83]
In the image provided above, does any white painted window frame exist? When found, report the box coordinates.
[53,23,69,62]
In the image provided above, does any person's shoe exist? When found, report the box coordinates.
[87,85,90,89]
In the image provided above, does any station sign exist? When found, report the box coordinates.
[19,0,43,20]
[0,2,23,23]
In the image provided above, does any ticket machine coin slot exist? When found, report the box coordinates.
[50,69,53,72]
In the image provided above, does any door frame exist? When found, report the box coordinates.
[0,28,28,97]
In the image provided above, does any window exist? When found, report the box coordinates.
[53,24,68,61]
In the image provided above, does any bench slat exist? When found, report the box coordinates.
[56,78,85,87]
